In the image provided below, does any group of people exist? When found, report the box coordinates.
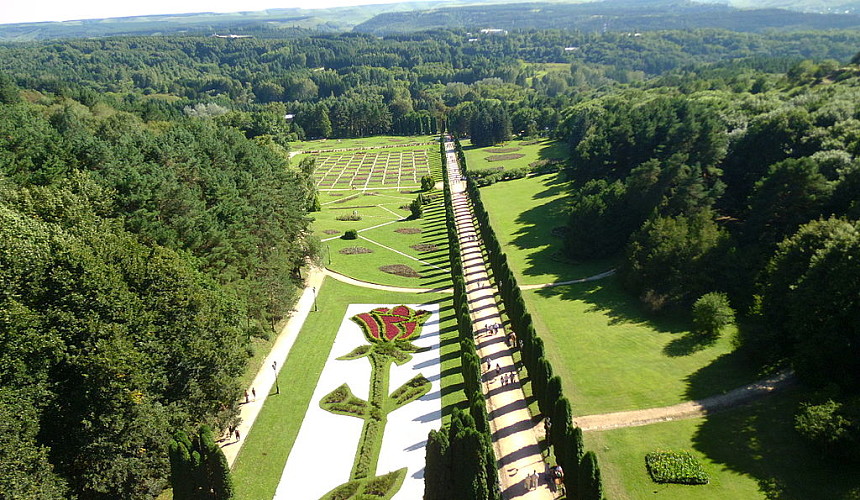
[522,464,564,492]
[500,372,517,386]
[524,470,540,490]
[485,322,503,336]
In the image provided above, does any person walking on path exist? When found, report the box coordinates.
[252,387,256,401]
[234,429,240,443]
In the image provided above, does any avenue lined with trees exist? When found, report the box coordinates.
[0,14,858,499]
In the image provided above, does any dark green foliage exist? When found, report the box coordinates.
[343,229,359,240]
[578,451,603,500]
[424,429,451,500]
[409,197,423,219]
[621,210,729,309]
[168,426,234,500]
[794,399,860,457]
[757,217,860,389]
[421,175,435,192]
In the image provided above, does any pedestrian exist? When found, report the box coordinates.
[487,360,491,372]
[496,363,501,377]
[252,387,256,401]
[544,417,552,436]
[228,425,235,440]
[244,389,249,404]
[235,429,241,442]
[519,339,524,351]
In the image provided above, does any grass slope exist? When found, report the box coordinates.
[231,277,461,499]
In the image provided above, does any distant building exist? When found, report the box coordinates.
[479,28,507,35]
[211,33,252,39]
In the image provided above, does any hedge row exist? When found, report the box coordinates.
[425,135,500,500]
[454,136,604,500]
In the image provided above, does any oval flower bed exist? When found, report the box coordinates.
[645,450,709,485]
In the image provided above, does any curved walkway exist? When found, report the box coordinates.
[519,269,616,290]
[322,267,453,294]
[573,370,795,432]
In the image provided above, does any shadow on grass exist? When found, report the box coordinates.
[692,389,860,500]
[490,172,618,283]
[663,331,720,357]
[535,278,687,335]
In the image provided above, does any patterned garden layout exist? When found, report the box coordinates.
[313,149,432,191]
[275,304,441,499]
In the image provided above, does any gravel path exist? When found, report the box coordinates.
[573,370,796,432]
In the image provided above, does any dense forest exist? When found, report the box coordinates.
[0,23,859,498]
[557,55,860,462]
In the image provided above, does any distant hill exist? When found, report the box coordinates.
[354,0,860,34]
[2,0,858,40]
[0,0,579,41]
[695,0,859,14]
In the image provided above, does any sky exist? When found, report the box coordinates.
[0,0,404,25]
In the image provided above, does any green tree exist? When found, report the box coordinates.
[692,292,735,337]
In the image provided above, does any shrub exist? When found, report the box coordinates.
[409,197,423,219]
[645,450,709,485]
[692,292,735,337]
[795,399,855,455]
[342,229,358,240]
[336,212,362,221]
[421,175,436,191]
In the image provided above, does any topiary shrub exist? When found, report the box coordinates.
[421,175,436,191]
[342,229,358,240]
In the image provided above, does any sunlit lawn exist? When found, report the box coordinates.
[479,172,758,415]
[587,390,860,500]
[291,135,438,151]
[480,172,616,285]
[232,278,460,499]
[461,137,567,172]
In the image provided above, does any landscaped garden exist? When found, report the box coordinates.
[290,135,438,152]
[309,141,450,288]
[461,137,567,173]
[231,278,463,499]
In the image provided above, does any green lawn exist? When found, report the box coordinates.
[480,172,616,285]
[587,390,860,500]
[313,176,450,288]
[479,173,758,415]
[526,279,758,415]
[231,278,461,499]
[291,135,438,152]
[461,138,567,172]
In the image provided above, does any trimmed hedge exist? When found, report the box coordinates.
[452,136,605,500]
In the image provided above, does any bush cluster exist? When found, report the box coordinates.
[645,450,709,485]
[342,229,358,240]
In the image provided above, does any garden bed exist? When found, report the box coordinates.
[645,450,709,485]
[486,153,526,162]
[339,247,373,255]
[379,265,421,278]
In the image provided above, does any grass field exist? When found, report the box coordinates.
[291,135,438,152]
[231,278,462,499]
[461,138,567,172]
[587,389,860,500]
[479,172,758,414]
[480,172,615,285]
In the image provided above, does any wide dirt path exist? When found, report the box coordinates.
[446,139,556,499]
[573,370,795,432]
